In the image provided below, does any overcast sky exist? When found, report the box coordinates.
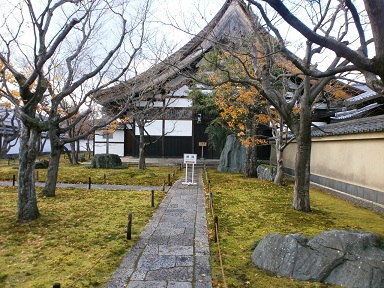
[151,0,224,47]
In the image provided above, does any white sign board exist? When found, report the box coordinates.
[183,153,197,164]
[183,153,197,185]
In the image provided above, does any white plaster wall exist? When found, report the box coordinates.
[94,130,125,156]
[172,85,190,96]
[165,120,192,136]
[134,120,192,136]
[94,130,124,142]
[280,132,384,193]
[94,142,124,156]
[135,120,163,136]
[165,97,192,108]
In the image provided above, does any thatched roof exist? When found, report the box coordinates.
[94,0,258,107]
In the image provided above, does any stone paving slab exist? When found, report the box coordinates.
[105,168,212,288]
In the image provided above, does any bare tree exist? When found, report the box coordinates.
[248,0,384,93]
[231,0,371,211]
[0,0,151,221]
[193,6,349,211]
[127,92,179,170]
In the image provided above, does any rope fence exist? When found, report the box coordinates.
[8,168,180,191]
[203,165,228,288]
[1,164,182,288]
[3,166,181,288]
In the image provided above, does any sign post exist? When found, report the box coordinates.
[199,142,207,159]
[182,153,197,185]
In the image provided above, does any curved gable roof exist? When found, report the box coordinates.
[95,0,257,106]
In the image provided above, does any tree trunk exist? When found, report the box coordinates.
[243,144,258,178]
[70,142,77,164]
[138,145,146,170]
[40,130,63,197]
[18,125,40,221]
[242,122,258,177]
[292,85,312,212]
[292,133,311,212]
[86,140,92,159]
[362,0,384,90]
[274,122,285,185]
[138,122,146,170]
[364,0,384,59]
[274,137,285,185]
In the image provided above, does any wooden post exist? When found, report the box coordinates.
[88,177,91,189]
[103,173,106,184]
[53,283,61,288]
[36,171,39,181]
[209,192,213,209]
[127,213,132,240]
[208,180,211,193]
[168,174,171,186]
[162,180,165,191]
[151,190,155,207]
[12,175,16,186]
[214,216,219,243]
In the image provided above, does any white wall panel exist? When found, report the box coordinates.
[165,98,192,108]
[133,120,192,136]
[94,143,124,156]
[165,120,192,136]
[135,120,163,136]
[172,85,190,96]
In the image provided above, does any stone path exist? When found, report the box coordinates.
[105,167,212,288]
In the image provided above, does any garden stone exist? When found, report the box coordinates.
[35,159,49,169]
[217,134,245,173]
[256,164,277,182]
[251,230,384,288]
[91,154,122,168]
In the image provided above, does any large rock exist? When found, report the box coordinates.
[217,134,245,173]
[251,230,384,288]
[35,159,49,169]
[91,154,122,168]
[257,164,277,181]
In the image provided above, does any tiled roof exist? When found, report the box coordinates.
[331,102,382,120]
[345,84,381,106]
[311,115,384,137]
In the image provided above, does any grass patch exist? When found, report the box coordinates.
[0,157,180,186]
[0,186,166,287]
[205,169,384,287]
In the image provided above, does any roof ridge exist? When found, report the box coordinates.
[95,0,256,105]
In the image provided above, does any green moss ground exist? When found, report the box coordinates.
[0,158,179,186]
[1,160,383,288]
[0,159,176,287]
[205,169,384,288]
[0,186,166,287]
